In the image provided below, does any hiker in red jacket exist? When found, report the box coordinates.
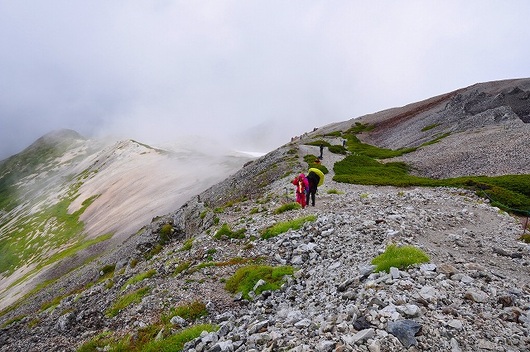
[292,173,309,208]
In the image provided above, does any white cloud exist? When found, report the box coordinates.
[1,1,530,158]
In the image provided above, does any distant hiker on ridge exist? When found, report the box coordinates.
[319,143,324,159]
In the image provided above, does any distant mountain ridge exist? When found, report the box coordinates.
[0,132,254,309]
[317,78,530,179]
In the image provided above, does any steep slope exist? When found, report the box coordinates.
[0,131,254,311]
[357,78,530,178]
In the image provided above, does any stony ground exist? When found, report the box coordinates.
[1,140,528,352]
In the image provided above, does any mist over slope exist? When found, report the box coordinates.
[0,132,254,309]
[0,78,529,351]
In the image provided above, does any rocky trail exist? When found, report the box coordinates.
[2,141,528,352]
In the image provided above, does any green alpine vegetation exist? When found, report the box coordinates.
[333,125,530,216]
[121,269,157,291]
[261,215,317,239]
[274,202,301,214]
[214,223,246,240]
[76,323,217,352]
[225,264,294,300]
[106,286,151,318]
[161,300,208,323]
[371,244,430,273]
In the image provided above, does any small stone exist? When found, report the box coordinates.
[170,315,187,327]
[464,290,488,303]
[397,304,421,318]
[253,279,267,292]
[368,340,381,352]
[437,263,458,276]
[420,263,437,272]
[248,319,269,334]
[315,340,336,352]
[387,320,422,348]
[294,318,312,328]
[390,267,400,279]
[352,328,375,344]
[450,337,462,352]
[447,319,463,330]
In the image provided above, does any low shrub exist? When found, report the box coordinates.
[76,324,217,352]
[120,269,156,291]
[308,163,329,174]
[173,261,191,276]
[225,265,294,299]
[179,238,193,251]
[304,140,331,147]
[140,324,217,352]
[106,286,150,318]
[214,223,246,240]
[421,123,440,132]
[328,145,347,155]
[261,215,317,239]
[159,224,173,244]
[371,244,429,273]
[162,300,207,323]
[274,202,301,214]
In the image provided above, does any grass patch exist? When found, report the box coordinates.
[121,269,156,291]
[327,189,344,195]
[303,154,319,163]
[173,261,191,276]
[274,202,301,214]
[346,122,375,134]
[1,314,25,328]
[139,324,217,352]
[343,134,417,159]
[328,145,348,155]
[179,238,193,251]
[520,233,530,243]
[159,224,173,245]
[161,300,207,323]
[261,215,317,239]
[225,265,294,300]
[106,286,150,318]
[333,153,530,215]
[304,140,331,147]
[421,123,440,132]
[371,244,430,273]
[322,131,343,137]
[214,223,246,240]
[76,324,217,352]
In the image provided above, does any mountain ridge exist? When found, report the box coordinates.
[1,78,529,351]
[0,134,254,311]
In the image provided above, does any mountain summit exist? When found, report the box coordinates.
[0,79,529,351]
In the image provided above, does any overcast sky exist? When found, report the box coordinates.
[1,1,530,159]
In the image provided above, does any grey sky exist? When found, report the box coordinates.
[1,1,530,159]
